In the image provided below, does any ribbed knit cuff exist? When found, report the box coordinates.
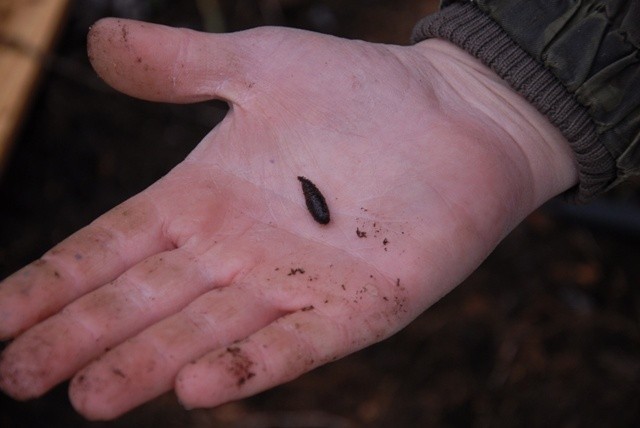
[411,2,617,203]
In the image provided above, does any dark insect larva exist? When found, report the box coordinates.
[297,176,330,225]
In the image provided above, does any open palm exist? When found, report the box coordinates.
[0,19,576,419]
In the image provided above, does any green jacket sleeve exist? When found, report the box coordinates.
[412,0,640,202]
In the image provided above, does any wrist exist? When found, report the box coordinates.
[409,38,579,209]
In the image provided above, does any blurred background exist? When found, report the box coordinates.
[1,1,639,427]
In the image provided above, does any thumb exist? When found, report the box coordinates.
[87,18,255,104]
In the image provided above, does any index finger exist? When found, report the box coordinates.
[0,193,172,339]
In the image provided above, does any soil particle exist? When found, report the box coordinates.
[288,268,305,276]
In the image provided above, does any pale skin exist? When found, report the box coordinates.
[0,18,578,420]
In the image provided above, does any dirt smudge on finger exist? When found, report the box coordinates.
[225,346,255,387]
[120,23,129,43]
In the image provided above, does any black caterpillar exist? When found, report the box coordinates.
[297,176,330,225]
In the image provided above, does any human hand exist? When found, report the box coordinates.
[0,18,577,419]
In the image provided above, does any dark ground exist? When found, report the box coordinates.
[1,1,640,427]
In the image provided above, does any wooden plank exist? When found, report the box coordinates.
[0,0,71,173]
